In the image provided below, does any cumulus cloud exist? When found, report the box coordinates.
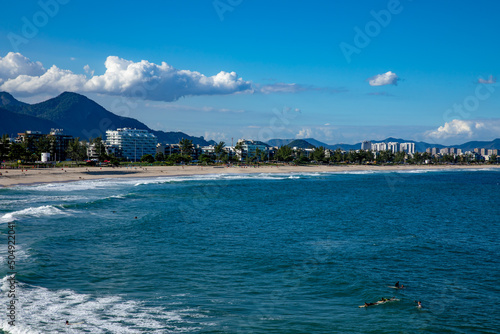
[478,75,496,84]
[296,128,313,139]
[1,65,88,96]
[425,119,500,141]
[367,71,399,86]
[0,53,252,101]
[0,52,45,84]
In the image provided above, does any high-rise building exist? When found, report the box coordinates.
[106,128,157,161]
[387,142,399,153]
[400,142,415,155]
[361,141,371,151]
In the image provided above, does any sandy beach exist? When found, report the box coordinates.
[1,164,498,188]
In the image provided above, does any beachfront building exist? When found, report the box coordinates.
[400,142,415,155]
[16,129,73,161]
[235,139,269,161]
[361,141,371,151]
[106,128,157,161]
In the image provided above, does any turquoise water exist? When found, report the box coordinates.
[1,169,499,333]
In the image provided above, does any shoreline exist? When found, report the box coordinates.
[1,164,499,188]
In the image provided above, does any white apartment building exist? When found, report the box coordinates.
[400,142,415,155]
[236,139,269,160]
[371,142,415,155]
[106,128,157,161]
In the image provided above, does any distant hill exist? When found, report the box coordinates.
[268,136,500,151]
[0,91,211,145]
[299,138,329,148]
[286,139,316,149]
[0,107,61,137]
[267,138,326,148]
[455,138,500,151]
[0,92,28,108]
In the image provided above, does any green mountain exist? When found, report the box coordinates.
[0,92,28,108]
[0,107,61,137]
[286,139,316,149]
[0,91,212,145]
[268,138,320,148]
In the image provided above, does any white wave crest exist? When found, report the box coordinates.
[1,205,67,224]
[0,276,209,333]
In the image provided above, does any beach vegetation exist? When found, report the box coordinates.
[141,154,155,163]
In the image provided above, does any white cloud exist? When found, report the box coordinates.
[1,65,88,96]
[0,53,252,101]
[296,128,313,139]
[204,131,228,142]
[425,119,500,141]
[83,64,94,77]
[0,52,45,84]
[478,75,496,84]
[367,71,399,86]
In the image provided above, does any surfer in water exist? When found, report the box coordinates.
[395,281,399,288]
[416,301,422,308]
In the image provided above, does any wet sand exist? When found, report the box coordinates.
[1,164,498,188]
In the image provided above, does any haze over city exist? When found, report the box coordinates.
[1,0,499,145]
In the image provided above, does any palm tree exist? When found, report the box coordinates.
[0,134,10,161]
[179,138,194,156]
[67,138,87,161]
[214,141,225,161]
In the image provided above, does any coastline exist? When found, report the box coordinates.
[1,164,499,188]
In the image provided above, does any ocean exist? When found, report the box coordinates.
[0,169,499,333]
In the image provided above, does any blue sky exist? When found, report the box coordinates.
[0,0,499,145]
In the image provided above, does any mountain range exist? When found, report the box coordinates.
[0,91,498,151]
[0,91,214,146]
[267,137,500,151]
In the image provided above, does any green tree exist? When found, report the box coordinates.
[155,152,165,162]
[91,137,108,161]
[179,138,194,157]
[377,150,394,163]
[199,153,213,164]
[259,149,267,162]
[141,154,155,163]
[394,151,406,163]
[8,143,30,161]
[311,146,326,163]
[67,138,87,161]
[330,148,343,163]
[214,141,225,161]
[0,134,10,161]
[275,145,293,162]
[33,136,53,160]
[489,154,498,164]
